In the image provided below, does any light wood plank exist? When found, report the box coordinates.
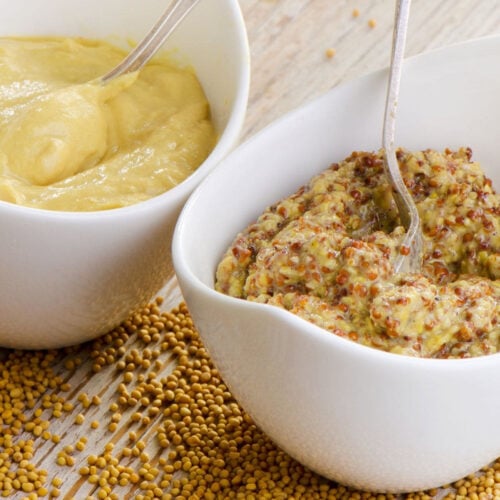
[1,1,499,497]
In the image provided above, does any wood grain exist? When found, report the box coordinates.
[239,0,500,139]
[1,1,499,498]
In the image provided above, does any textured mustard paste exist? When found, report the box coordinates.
[216,148,499,359]
[0,37,216,211]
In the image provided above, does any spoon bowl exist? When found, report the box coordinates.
[173,36,500,493]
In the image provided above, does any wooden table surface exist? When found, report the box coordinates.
[2,1,500,499]
[240,0,500,140]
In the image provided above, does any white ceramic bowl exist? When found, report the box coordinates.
[0,0,249,349]
[173,36,500,493]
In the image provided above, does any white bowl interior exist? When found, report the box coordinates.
[173,36,500,492]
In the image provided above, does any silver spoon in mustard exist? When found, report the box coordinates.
[382,0,423,273]
[101,0,201,83]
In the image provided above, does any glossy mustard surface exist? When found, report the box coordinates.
[0,37,216,211]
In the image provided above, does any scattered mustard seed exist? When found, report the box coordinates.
[2,299,500,498]
[325,47,336,59]
[74,413,85,425]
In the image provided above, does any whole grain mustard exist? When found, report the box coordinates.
[216,148,499,358]
[0,37,216,211]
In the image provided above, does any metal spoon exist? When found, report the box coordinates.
[101,0,201,84]
[382,0,423,273]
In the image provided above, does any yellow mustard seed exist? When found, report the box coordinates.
[51,477,62,488]
[325,47,336,59]
[88,474,99,484]
[62,401,74,412]
[74,413,85,425]
[79,466,90,476]
[37,486,49,496]
[4,300,500,499]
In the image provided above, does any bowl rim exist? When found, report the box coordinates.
[173,34,500,368]
[0,0,250,220]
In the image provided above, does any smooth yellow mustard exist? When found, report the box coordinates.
[0,37,216,211]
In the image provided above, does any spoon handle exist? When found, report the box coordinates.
[382,0,423,273]
[101,0,201,83]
